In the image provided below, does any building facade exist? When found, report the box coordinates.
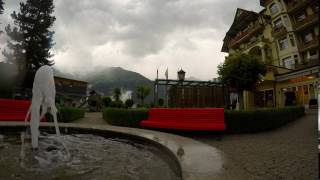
[54,76,88,107]
[222,0,319,108]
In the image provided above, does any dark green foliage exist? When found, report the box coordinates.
[218,53,267,109]
[136,85,151,105]
[0,0,4,14]
[225,106,305,133]
[102,96,112,107]
[110,100,124,108]
[102,108,148,128]
[125,99,134,108]
[4,0,56,71]
[158,98,164,107]
[58,107,85,122]
[218,53,267,92]
[113,88,121,101]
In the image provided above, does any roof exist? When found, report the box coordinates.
[54,76,88,84]
[155,79,223,87]
[221,8,260,52]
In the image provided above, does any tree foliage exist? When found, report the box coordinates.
[218,53,267,92]
[113,88,121,101]
[136,85,151,105]
[0,0,4,15]
[4,0,56,71]
[125,99,134,108]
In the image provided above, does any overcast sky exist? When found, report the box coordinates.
[0,0,263,80]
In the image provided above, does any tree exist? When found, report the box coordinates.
[0,0,4,15]
[113,88,121,101]
[136,85,151,105]
[218,53,266,109]
[125,99,134,108]
[4,0,56,71]
[102,96,112,107]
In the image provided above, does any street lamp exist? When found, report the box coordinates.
[177,69,185,81]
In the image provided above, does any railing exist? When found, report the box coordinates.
[295,58,319,70]
[293,13,318,31]
[272,26,287,38]
[298,37,319,52]
[228,23,263,48]
[287,0,311,13]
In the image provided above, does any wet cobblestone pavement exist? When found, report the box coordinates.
[188,109,318,180]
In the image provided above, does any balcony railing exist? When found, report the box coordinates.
[298,37,319,52]
[228,23,263,48]
[293,13,318,31]
[272,26,287,38]
[287,0,311,13]
[295,57,320,70]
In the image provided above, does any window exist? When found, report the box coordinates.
[303,33,313,43]
[289,34,295,46]
[270,3,279,15]
[279,37,289,50]
[283,16,289,27]
[296,12,306,22]
[309,50,317,56]
[282,56,295,69]
[273,18,283,29]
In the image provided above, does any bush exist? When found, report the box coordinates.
[110,100,124,108]
[102,108,148,128]
[125,99,134,108]
[58,107,85,122]
[225,106,305,133]
[102,96,112,107]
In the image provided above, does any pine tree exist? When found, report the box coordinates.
[4,0,56,71]
[0,0,4,15]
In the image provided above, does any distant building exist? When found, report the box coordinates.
[54,76,88,107]
[222,0,319,108]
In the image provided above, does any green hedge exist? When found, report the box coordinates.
[102,106,305,132]
[225,106,305,133]
[102,108,148,128]
[58,107,85,122]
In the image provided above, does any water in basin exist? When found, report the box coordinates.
[0,133,181,180]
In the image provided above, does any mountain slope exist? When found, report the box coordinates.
[54,67,155,102]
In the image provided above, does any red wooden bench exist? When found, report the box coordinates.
[140,108,225,131]
[0,98,46,122]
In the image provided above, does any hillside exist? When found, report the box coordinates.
[54,67,156,103]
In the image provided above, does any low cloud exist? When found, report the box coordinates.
[0,0,263,80]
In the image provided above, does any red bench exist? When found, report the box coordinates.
[0,98,46,122]
[140,108,226,131]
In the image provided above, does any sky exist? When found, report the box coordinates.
[0,0,263,80]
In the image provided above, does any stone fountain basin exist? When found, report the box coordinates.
[0,122,249,180]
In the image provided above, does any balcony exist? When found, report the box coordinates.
[295,58,319,70]
[286,0,311,14]
[228,23,264,48]
[298,37,319,52]
[293,13,319,32]
[272,26,287,38]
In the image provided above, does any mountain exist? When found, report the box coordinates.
[54,67,156,103]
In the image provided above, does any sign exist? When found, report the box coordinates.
[289,76,314,83]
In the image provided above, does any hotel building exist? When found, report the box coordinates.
[222,0,319,108]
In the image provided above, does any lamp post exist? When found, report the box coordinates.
[177,69,185,82]
[177,69,185,107]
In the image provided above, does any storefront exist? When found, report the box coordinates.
[275,66,319,108]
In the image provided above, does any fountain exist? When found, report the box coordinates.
[24,65,60,149]
[0,66,245,179]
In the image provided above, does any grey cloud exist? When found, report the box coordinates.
[1,0,262,78]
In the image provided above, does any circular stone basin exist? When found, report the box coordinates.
[0,132,181,180]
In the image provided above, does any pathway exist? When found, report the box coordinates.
[187,109,318,179]
[73,112,107,125]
